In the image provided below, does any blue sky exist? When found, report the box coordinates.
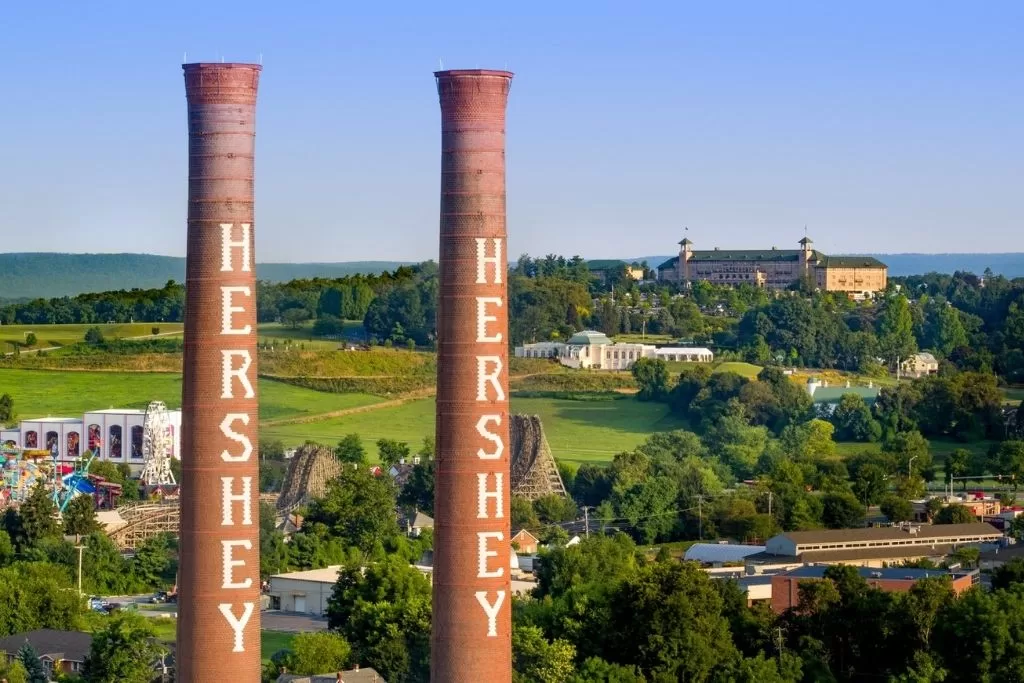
[1,1,1021,261]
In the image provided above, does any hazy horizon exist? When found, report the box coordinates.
[2,2,1021,260]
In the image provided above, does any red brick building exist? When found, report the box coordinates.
[771,566,977,613]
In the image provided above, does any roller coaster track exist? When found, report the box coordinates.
[105,502,180,551]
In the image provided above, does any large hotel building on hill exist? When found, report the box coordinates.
[656,235,887,295]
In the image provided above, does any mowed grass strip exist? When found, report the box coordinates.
[0,323,183,349]
[0,369,380,420]
[260,396,688,465]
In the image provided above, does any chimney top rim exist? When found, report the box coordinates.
[434,69,514,78]
[182,62,263,71]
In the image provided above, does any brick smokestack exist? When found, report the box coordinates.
[178,62,262,682]
[432,69,514,682]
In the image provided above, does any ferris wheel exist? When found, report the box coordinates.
[140,401,176,487]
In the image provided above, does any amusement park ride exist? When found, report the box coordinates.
[0,401,180,512]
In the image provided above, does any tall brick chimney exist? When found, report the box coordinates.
[431,68,514,682]
[178,62,262,682]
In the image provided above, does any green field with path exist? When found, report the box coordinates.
[261,395,687,465]
[0,322,184,350]
[0,368,380,420]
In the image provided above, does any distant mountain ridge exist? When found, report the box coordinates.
[0,253,411,299]
[628,253,1024,279]
[2,251,1023,300]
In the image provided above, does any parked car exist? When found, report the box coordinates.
[151,591,168,604]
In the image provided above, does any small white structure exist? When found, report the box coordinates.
[0,406,182,474]
[268,566,343,615]
[515,330,713,371]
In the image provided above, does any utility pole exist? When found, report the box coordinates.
[583,506,590,539]
[697,495,705,540]
[74,542,85,597]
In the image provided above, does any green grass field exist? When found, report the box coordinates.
[1003,387,1024,405]
[135,617,294,661]
[712,361,764,379]
[0,369,381,420]
[257,321,366,350]
[0,323,183,350]
[261,395,688,465]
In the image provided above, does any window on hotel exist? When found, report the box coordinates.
[109,426,122,459]
[131,426,144,459]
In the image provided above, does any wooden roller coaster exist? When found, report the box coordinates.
[105,501,180,551]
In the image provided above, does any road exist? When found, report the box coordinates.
[98,594,328,632]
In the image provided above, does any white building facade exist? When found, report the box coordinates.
[514,330,713,371]
[1,408,182,472]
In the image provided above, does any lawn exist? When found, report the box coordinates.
[0,323,183,350]
[1003,387,1024,405]
[261,395,688,465]
[0,369,381,420]
[712,361,763,379]
[258,321,366,349]
[129,617,294,661]
[833,437,998,464]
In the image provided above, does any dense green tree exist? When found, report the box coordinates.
[302,467,400,555]
[512,625,577,683]
[16,643,45,683]
[283,631,353,676]
[511,496,540,532]
[82,612,166,683]
[533,494,577,524]
[932,303,968,356]
[376,438,411,468]
[326,559,431,682]
[631,358,671,402]
[607,561,737,680]
[63,494,100,536]
[831,393,882,442]
[15,483,59,549]
[880,495,914,523]
[781,418,837,461]
[883,430,933,481]
[0,562,82,635]
[398,460,435,516]
[851,462,890,507]
[336,434,367,465]
[821,492,865,529]
[878,294,917,366]
[934,504,975,525]
[0,393,14,424]
[993,440,1024,488]
[945,449,971,490]
[570,657,646,683]
[991,558,1024,591]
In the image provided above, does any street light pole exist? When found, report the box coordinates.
[908,455,918,480]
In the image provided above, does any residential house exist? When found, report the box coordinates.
[401,510,434,537]
[901,352,939,378]
[0,629,93,678]
[511,529,539,554]
[268,566,344,615]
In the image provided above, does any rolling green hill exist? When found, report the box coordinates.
[0,253,410,299]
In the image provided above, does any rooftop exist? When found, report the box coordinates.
[778,522,1002,546]
[810,386,881,403]
[567,330,612,346]
[781,565,970,581]
[684,543,766,563]
[20,417,80,423]
[0,629,93,663]
[270,566,343,583]
[87,408,148,415]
